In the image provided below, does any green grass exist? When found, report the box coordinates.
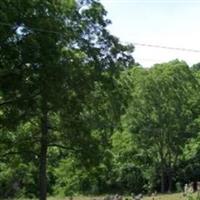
[17,193,200,200]
[46,192,198,200]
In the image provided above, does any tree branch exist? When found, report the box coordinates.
[48,143,72,150]
[0,91,40,107]
[0,150,38,158]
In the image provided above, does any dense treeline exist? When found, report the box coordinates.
[0,0,200,199]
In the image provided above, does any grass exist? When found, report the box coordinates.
[46,192,198,200]
[143,193,185,200]
[17,192,200,200]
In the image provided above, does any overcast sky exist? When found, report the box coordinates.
[100,0,200,67]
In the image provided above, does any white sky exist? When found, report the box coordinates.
[100,0,200,67]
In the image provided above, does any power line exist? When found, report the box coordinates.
[133,42,200,53]
[134,57,164,63]
[1,21,200,54]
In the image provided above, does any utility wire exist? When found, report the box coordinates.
[133,42,200,53]
[1,21,200,54]
[134,57,164,63]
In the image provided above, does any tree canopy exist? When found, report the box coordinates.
[0,1,200,199]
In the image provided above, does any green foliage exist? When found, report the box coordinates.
[1,58,200,197]
[0,0,200,197]
[109,131,146,194]
[187,194,200,200]
[53,157,85,196]
[0,0,134,199]
[121,60,200,192]
[0,161,37,198]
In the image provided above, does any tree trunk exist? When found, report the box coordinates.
[167,168,173,193]
[39,108,48,200]
[159,140,166,193]
[161,167,165,193]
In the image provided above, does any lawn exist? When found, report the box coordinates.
[46,192,197,200]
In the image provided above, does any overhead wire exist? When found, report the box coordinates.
[133,42,200,53]
[1,20,200,65]
[1,21,200,53]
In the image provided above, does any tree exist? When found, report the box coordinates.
[123,60,199,192]
[0,0,134,199]
[111,131,146,194]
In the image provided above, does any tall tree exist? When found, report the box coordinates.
[123,60,198,192]
[0,0,134,199]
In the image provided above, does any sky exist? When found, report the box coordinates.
[100,0,200,67]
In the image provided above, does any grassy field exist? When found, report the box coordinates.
[46,192,197,200]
